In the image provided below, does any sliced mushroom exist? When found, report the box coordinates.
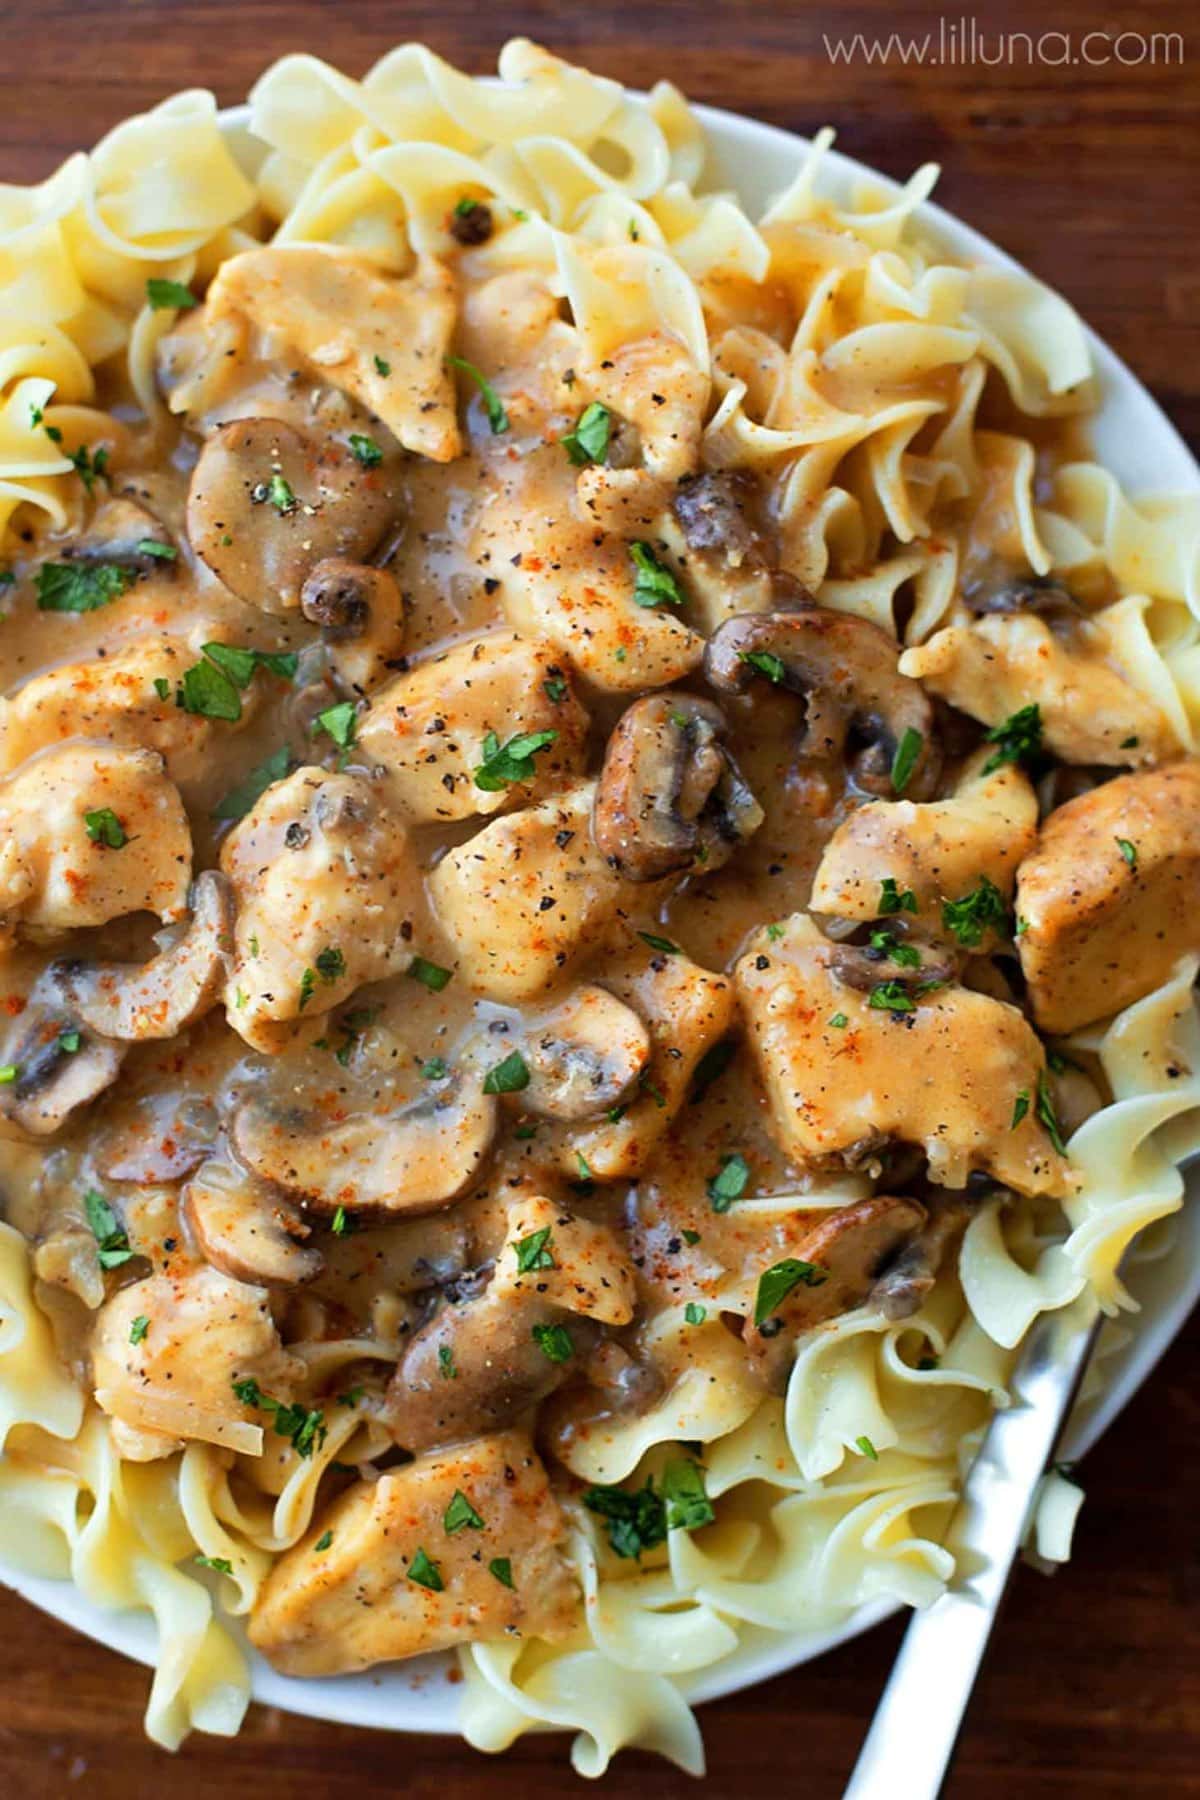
[672,470,771,569]
[593,693,763,880]
[744,1195,928,1381]
[187,417,398,613]
[300,557,407,693]
[52,870,234,1043]
[183,1156,322,1286]
[382,1192,631,1452]
[231,1073,498,1218]
[518,985,652,1121]
[705,609,940,800]
[826,938,959,996]
[963,568,1082,628]
[0,1008,125,1136]
[62,497,178,571]
[869,1194,973,1321]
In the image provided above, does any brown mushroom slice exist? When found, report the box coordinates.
[299,557,407,693]
[187,417,398,613]
[0,1010,125,1137]
[183,1156,322,1286]
[705,609,940,800]
[248,1432,577,1676]
[52,870,234,1043]
[231,1076,498,1218]
[963,567,1082,626]
[519,984,652,1122]
[382,1192,632,1452]
[62,497,178,572]
[593,693,764,881]
[744,1195,928,1377]
[1015,761,1200,1033]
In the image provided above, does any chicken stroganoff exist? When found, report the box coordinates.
[2,40,1200,1777]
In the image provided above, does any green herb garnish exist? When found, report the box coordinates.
[83,807,127,849]
[707,1151,749,1212]
[561,401,611,467]
[629,540,685,609]
[754,1257,828,1326]
[447,355,509,434]
[473,728,558,791]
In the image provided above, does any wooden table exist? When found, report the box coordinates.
[1,3,1197,1794]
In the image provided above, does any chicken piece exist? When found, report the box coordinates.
[248,1431,578,1676]
[199,246,460,463]
[220,767,414,1049]
[1016,761,1200,1032]
[91,1263,301,1456]
[898,613,1180,767]
[734,917,1074,1196]
[575,334,709,480]
[427,779,626,1001]
[810,751,1038,947]
[548,943,737,1181]
[0,744,191,936]
[0,635,261,786]
[356,633,589,824]
[474,450,705,695]
[383,1192,634,1451]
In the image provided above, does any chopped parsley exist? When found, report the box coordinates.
[1011,1089,1030,1128]
[531,1321,574,1363]
[179,657,242,721]
[230,1378,327,1458]
[629,540,685,608]
[84,1190,135,1270]
[0,1064,18,1083]
[483,1050,530,1094]
[314,1530,333,1553]
[128,1314,150,1346]
[58,1030,81,1054]
[561,401,611,467]
[348,433,383,468]
[982,702,1043,774]
[707,1151,749,1212]
[868,929,921,969]
[543,675,568,703]
[437,1345,458,1380]
[408,955,453,992]
[868,980,916,1013]
[663,1459,715,1532]
[583,1478,667,1559]
[754,1257,828,1326]
[298,968,316,1011]
[684,1301,707,1326]
[256,472,296,514]
[407,1547,444,1592]
[889,727,924,794]
[638,931,679,955]
[443,1489,485,1534]
[373,354,391,376]
[738,648,787,684]
[488,1556,515,1589]
[330,1205,356,1237]
[473,728,558,791]
[446,354,509,434]
[315,946,346,985]
[513,1226,556,1272]
[421,1056,448,1080]
[1036,1069,1068,1155]
[213,746,291,821]
[855,1435,879,1461]
[766,922,786,941]
[67,444,109,494]
[1115,836,1138,870]
[83,807,127,849]
[942,875,1008,948]
[690,1037,735,1104]
[829,1012,849,1029]
[136,537,177,561]
[146,277,198,311]
[681,1228,702,1246]
[314,699,358,750]
[194,1554,233,1575]
[36,561,134,614]
[878,878,918,916]
[153,677,172,701]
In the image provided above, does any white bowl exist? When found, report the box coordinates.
[4,91,1199,1740]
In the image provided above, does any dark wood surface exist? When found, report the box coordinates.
[1,3,1197,1794]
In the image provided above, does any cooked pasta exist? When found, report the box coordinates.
[0,38,1198,1777]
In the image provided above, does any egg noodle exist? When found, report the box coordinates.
[1,39,1199,1777]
